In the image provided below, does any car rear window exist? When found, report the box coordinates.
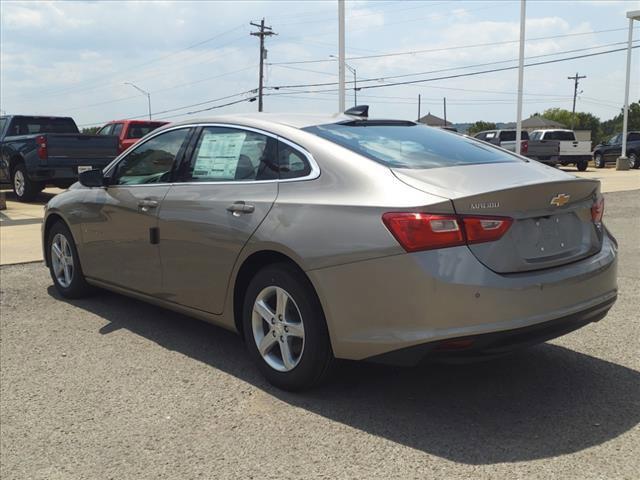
[127,123,165,139]
[8,117,78,135]
[499,130,528,141]
[303,122,521,169]
[544,131,575,141]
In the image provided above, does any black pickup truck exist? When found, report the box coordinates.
[0,115,119,201]
[592,131,640,169]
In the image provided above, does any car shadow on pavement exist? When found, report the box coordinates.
[48,286,640,466]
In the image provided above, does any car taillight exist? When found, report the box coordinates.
[521,140,529,154]
[36,135,48,160]
[591,193,604,224]
[462,216,513,244]
[382,213,512,252]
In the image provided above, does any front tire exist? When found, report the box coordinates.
[630,152,639,169]
[11,163,43,202]
[242,263,334,391]
[47,221,93,298]
[576,159,588,171]
[594,153,605,169]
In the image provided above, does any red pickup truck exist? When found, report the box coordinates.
[97,120,168,154]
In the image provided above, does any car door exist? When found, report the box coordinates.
[604,134,622,162]
[79,127,193,294]
[157,125,287,314]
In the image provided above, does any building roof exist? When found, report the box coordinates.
[504,115,567,129]
[417,112,451,127]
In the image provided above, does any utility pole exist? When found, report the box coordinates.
[250,18,276,112]
[567,72,586,129]
[418,94,421,121]
[443,97,447,126]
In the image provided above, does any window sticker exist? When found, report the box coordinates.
[193,131,246,179]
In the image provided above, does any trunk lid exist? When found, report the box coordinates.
[393,162,602,273]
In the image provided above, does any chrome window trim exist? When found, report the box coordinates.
[103,122,320,186]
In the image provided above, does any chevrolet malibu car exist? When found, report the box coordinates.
[42,108,618,390]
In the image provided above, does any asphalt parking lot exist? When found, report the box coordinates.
[1,188,639,479]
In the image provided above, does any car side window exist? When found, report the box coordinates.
[182,127,278,182]
[112,128,190,185]
[610,134,621,144]
[112,123,124,137]
[278,141,312,179]
[484,132,496,139]
[98,124,113,136]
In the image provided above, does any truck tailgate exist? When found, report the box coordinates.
[46,134,118,163]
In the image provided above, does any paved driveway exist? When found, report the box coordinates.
[0,190,638,479]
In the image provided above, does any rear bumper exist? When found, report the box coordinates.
[28,160,112,182]
[559,155,591,163]
[368,296,616,366]
[308,232,617,361]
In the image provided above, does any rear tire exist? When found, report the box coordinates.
[576,159,588,172]
[630,152,639,169]
[594,153,605,169]
[47,221,93,299]
[242,263,334,391]
[11,163,43,202]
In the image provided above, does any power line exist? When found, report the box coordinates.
[265,43,638,91]
[270,27,639,65]
[6,24,248,100]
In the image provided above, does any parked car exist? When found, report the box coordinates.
[473,129,559,165]
[97,119,168,154]
[592,131,640,169]
[0,115,119,201]
[43,110,618,390]
[529,129,591,171]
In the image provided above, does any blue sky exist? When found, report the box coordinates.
[1,0,639,127]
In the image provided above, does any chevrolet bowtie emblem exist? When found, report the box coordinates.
[550,193,570,207]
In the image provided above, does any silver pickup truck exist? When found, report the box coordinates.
[530,129,591,171]
[474,129,560,166]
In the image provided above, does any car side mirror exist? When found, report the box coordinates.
[79,168,106,187]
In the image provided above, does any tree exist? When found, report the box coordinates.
[467,121,496,136]
[82,126,100,134]
[599,100,640,144]
[541,108,601,143]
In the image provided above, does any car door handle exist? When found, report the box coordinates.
[138,199,159,212]
[226,201,255,216]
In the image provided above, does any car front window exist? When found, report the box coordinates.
[113,128,190,185]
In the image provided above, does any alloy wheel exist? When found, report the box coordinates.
[252,286,305,372]
[13,169,25,197]
[51,233,74,288]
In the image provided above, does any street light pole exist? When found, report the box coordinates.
[618,10,640,170]
[338,0,345,113]
[124,82,152,120]
[515,0,526,156]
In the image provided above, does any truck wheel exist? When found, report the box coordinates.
[594,154,605,169]
[11,163,43,202]
[576,160,588,172]
[630,153,639,169]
